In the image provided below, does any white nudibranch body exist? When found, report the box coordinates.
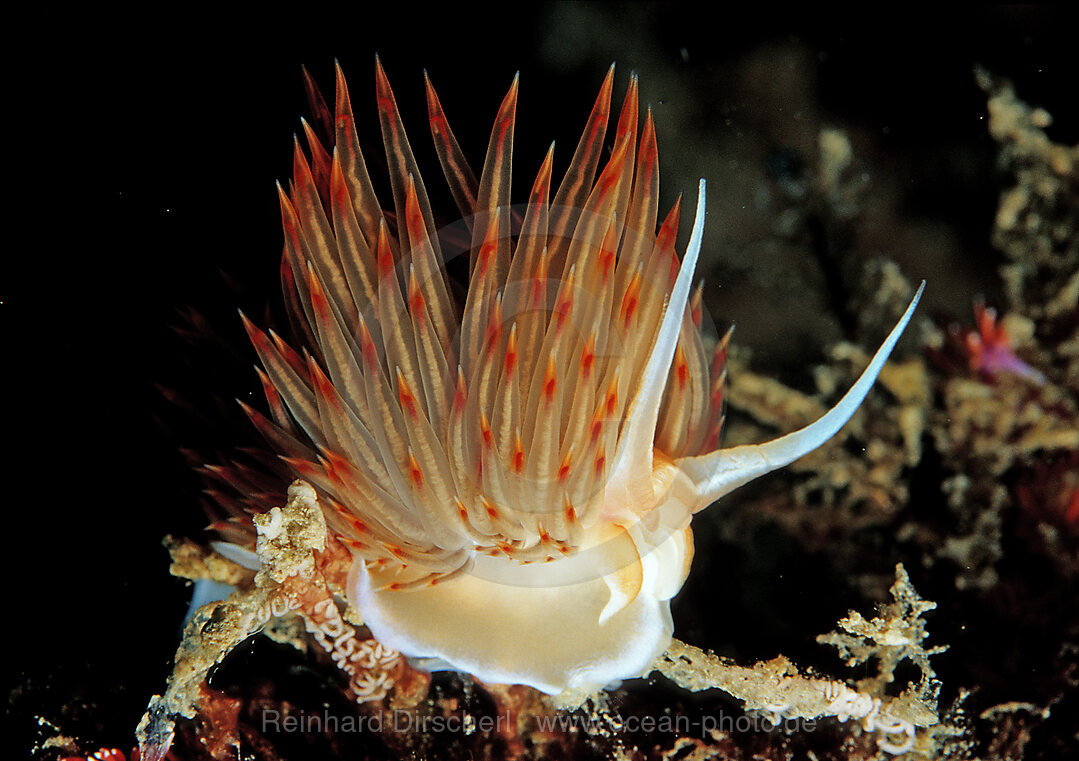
[238,61,924,696]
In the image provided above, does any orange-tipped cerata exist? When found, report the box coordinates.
[239,61,922,694]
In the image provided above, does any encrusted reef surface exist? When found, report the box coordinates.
[16,13,1078,761]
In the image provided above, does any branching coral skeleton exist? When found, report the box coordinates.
[655,565,943,756]
[138,482,427,760]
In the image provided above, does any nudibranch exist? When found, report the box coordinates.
[230,61,922,697]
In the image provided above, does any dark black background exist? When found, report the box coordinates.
[7,5,1077,756]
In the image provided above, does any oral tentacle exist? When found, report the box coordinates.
[676,281,924,510]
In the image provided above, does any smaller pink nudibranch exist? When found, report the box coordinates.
[231,61,924,697]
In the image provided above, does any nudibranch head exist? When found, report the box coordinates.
[238,60,922,696]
